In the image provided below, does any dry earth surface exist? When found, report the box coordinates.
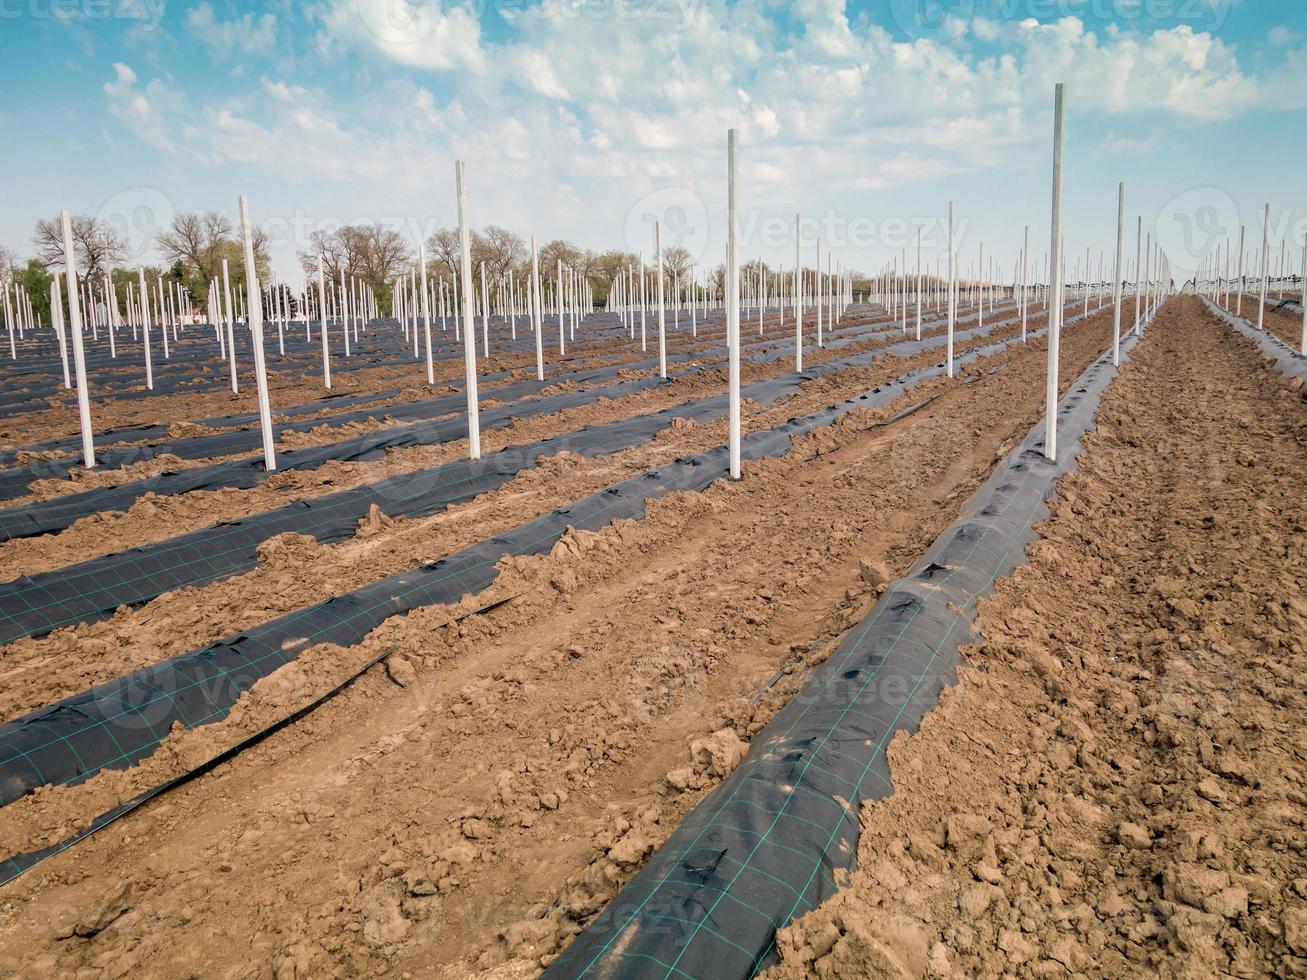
[0,303,1106,978]
[766,296,1307,979]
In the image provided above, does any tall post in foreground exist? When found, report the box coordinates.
[222,258,238,393]
[419,244,434,384]
[1257,204,1270,331]
[1021,224,1030,341]
[531,236,544,381]
[727,129,741,481]
[1112,182,1125,366]
[794,213,803,371]
[238,196,277,472]
[137,267,154,390]
[60,209,95,469]
[1133,217,1143,335]
[915,227,923,340]
[1300,236,1306,355]
[1044,82,1066,462]
[456,161,482,460]
[316,253,331,389]
[655,221,667,379]
[946,201,955,377]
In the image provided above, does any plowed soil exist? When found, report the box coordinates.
[0,304,1108,978]
[767,296,1307,978]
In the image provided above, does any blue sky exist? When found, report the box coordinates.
[1,0,1304,284]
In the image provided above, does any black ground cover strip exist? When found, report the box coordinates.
[0,301,917,469]
[0,364,651,500]
[0,312,626,418]
[0,316,659,463]
[541,307,1158,980]
[1203,298,1307,385]
[0,300,1003,464]
[0,303,1035,541]
[0,596,514,886]
[0,375,665,539]
[0,309,1077,830]
[0,307,1069,646]
[0,307,899,493]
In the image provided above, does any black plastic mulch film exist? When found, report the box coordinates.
[0,310,1079,882]
[1203,298,1307,385]
[0,317,661,497]
[0,308,1041,646]
[0,314,558,416]
[0,301,998,488]
[543,313,1159,980]
[0,308,908,518]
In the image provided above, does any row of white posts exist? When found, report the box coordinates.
[32,84,1181,488]
[1192,202,1307,355]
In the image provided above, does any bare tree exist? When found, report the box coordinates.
[359,225,412,286]
[663,246,693,281]
[298,229,343,281]
[539,239,583,276]
[708,263,726,296]
[157,211,248,285]
[33,214,127,279]
[477,225,525,282]
[299,226,370,285]
[0,246,17,281]
[425,228,461,280]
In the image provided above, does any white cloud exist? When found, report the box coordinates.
[319,0,486,73]
[103,62,183,151]
[1096,131,1158,156]
[97,3,1307,280]
[185,2,278,62]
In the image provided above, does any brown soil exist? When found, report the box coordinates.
[0,301,1107,979]
[0,299,1010,456]
[0,310,843,448]
[1212,293,1305,352]
[1259,304,1306,352]
[0,306,1046,585]
[766,296,1307,978]
[0,309,851,502]
[0,305,1068,724]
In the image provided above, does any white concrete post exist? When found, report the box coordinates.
[137,268,153,390]
[794,213,803,371]
[727,128,741,480]
[531,236,544,381]
[1044,83,1066,462]
[456,161,482,460]
[60,210,96,468]
[222,258,238,393]
[655,222,667,379]
[420,245,434,383]
[317,253,331,389]
[946,201,956,376]
[1112,182,1125,366]
[1258,203,1270,331]
[237,196,277,472]
[915,227,923,340]
[50,276,71,387]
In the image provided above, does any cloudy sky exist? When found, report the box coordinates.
[2,0,1304,284]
